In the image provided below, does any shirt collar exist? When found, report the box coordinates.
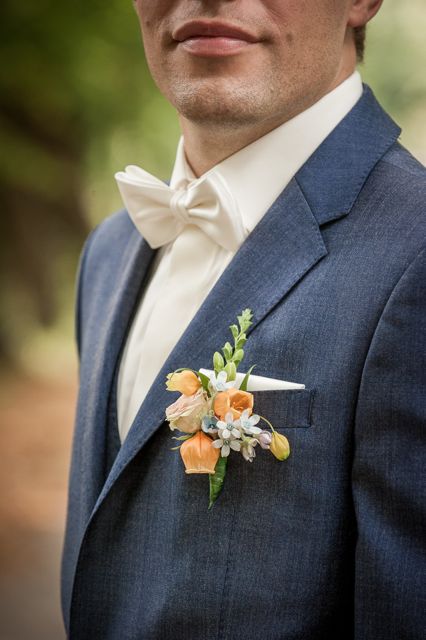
[170,70,363,236]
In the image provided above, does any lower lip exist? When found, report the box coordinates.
[179,36,255,57]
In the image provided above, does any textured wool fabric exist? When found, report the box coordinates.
[61,84,426,640]
[115,70,362,442]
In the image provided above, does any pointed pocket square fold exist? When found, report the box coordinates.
[199,368,305,391]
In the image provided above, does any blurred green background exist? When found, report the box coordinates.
[1,1,425,638]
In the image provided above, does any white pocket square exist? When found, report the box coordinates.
[199,368,305,392]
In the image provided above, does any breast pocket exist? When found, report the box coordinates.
[251,388,315,430]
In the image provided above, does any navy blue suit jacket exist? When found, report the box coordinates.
[61,85,426,639]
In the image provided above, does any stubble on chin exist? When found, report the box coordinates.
[163,71,281,129]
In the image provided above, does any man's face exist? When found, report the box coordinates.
[134,0,355,129]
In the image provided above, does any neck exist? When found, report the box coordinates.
[179,114,300,178]
[179,48,356,177]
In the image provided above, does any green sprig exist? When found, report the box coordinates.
[213,308,254,380]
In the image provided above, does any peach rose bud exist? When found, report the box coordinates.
[166,370,202,395]
[270,432,290,461]
[180,431,220,474]
[213,387,254,421]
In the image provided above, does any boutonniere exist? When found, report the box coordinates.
[164,308,290,509]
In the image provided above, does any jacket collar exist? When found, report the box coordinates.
[296,83,401,224]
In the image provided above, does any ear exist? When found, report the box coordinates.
[347,0,384,29]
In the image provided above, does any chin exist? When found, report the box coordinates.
[167,79,270,127]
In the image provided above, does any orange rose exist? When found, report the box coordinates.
[213,387,254,421]
[180,430,220,474]
[166,370,202,396]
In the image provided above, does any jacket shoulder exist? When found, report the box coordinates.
[78,208,141,283]
[75,208,140,322]
[85,208,137,258]
[376,141,426,208]
[381,141,426,178]
[361,141,426,244]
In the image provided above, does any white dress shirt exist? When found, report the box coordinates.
[116,70,363,443]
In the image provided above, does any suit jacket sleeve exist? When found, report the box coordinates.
[352,246,426,639]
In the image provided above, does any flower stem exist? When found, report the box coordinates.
[258,414,275,432]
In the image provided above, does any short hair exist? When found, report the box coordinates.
[354,25,366,63]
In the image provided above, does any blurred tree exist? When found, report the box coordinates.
[0,0,169,364]
[361,0,426,155]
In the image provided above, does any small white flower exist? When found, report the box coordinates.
[240,436,258,462]
[208,370,236,393]
[212,410,242,457]
[239,408,262,435]
[212,438,241,457]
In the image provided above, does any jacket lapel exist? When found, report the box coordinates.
[296,84,401,223]
[78,228,156,517]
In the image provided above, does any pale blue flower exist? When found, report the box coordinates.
[208,370,236,392]
[239,408,262,435]
[201,414,219,435]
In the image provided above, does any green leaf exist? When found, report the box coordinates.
[224,361,237,381]
[222,342,233,360]
[232,348,244,362]
[195,370,211,392]
[237,309,253,334]
[208,456,228,509]
[235,337,247,349]
[239,364,256,391]
[213,351,225,372]
[229,324,239,339]
[171,434,193,441]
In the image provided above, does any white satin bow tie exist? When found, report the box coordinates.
[115,165,247,253]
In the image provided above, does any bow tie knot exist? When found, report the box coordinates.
[169,189,193,225]
[115,165,247,253]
